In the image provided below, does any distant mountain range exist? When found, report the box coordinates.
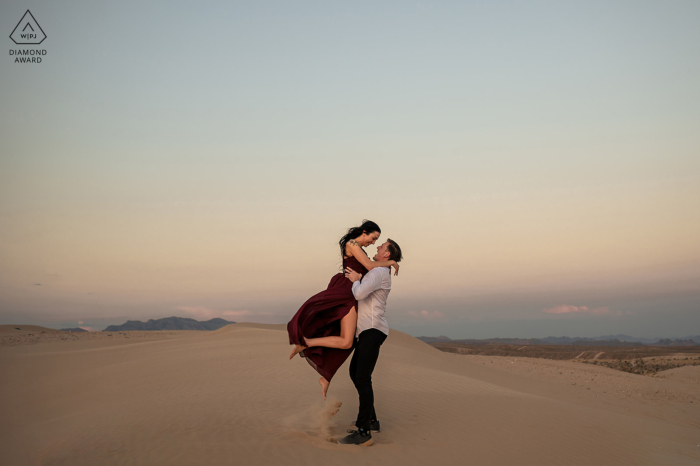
[417,334,700,347]
[61,327,87,332]
[103,317,235,332]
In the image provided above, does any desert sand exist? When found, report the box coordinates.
[1,323,698,465]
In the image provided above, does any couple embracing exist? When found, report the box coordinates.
[287,220,403,446]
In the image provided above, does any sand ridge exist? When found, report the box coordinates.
[0,324,64,336]
[0,323,698,465]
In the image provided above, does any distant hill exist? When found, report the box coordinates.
[417,336,547,345]
[539,335,664,345]
[415,335,453,344]
[570,339,640,346]
[104,317,235,332]
[651,338,698,347]
[61,327,87,332]
[417,335,700,346]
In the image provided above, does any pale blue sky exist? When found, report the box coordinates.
[1,1,698,338]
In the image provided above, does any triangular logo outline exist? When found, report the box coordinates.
[10,10,47,45]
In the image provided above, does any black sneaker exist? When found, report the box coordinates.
[350,420,380,432]
[338,428,373,446]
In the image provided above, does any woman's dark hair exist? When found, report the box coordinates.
[339,220,381,258]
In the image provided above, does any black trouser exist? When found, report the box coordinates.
[349,328,387,431]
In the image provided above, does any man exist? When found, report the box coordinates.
[337,238,403,446]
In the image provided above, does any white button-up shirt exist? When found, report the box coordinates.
[351,266,391,338]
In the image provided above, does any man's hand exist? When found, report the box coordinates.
[344,267,362,283]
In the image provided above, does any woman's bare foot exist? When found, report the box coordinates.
[318,377,329,400]
[289,344,307,360]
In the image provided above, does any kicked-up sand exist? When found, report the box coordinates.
[1,323,698,465]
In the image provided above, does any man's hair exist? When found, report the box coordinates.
[386,239,403,262]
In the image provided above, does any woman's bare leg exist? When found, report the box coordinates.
[319,377,329,400]
[290,308,357,399]
[289,307,357,359]
[303,307,357,350]
[289,344,307,360]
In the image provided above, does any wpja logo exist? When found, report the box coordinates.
[9,10,47,64]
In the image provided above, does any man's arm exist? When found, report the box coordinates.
[349,268,384,300]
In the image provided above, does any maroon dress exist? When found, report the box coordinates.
[287,255,369,383]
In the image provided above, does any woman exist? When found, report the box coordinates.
[287,220,399,400]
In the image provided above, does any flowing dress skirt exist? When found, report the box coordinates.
[287,257,367,382]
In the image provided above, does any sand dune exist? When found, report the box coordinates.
[0,324,64,336]
[1,323,698,465]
